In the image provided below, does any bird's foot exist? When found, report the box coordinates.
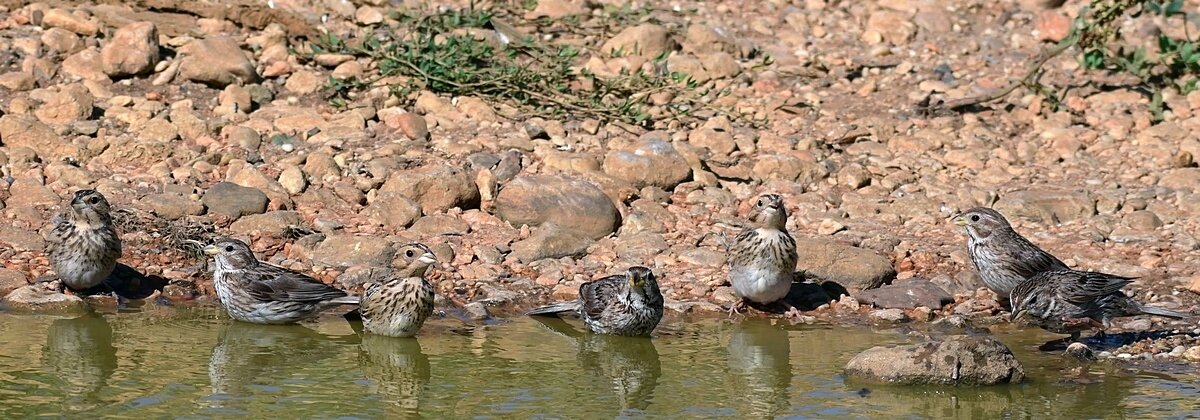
[783,303,804,319]
[727,300,748,319]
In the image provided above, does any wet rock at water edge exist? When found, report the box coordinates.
[844,335,1025,385]
[795,239,896,292]
[856,279,954,310]
[2,283,88,313]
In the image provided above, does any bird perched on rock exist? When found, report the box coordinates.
[1010,270,1187,343]
[45,190,122,293]
[727,194,798,316]
[359,243,437,338]
[526,266,663,336]
[953,207,1069,302]
[203,238,358,324]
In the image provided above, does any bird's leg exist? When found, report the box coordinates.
[727,299,747,319]
[783,302,804,319]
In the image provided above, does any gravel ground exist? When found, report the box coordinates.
[0,0,1198,365]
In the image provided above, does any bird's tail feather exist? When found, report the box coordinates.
[1140,305,1188,319]
[526,301,580,317]
[328,295,361,305]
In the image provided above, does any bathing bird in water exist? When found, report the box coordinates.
[526,266,663,336]
[204,238,358,324]
[358,243,438,338]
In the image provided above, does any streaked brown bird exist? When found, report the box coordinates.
[359,243,437,338]
[953,207,1069,303]
[45,190,122,292]
[527,266,664,337]
[728,194,798,316]
[1010,270,1187,342]
[203,238,358,324]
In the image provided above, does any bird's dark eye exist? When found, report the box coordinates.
[88,197,100,205]
[405,249,415,258]
[224,246,234,252]
[756,200,765,207]
[970,215,980,222]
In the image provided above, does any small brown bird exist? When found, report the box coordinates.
[203,238,358,324]
[45,190,122,292]
[953,207,1069,302]
[728,194,798,316]
[359,243,438,338]
[1010,270,1187,342]
[527,266,664,337]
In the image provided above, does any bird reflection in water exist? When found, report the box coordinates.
[358,335,431,418]
[532,316,662,414]
[42,313,117,413]
[206,323,349,403]
[726,319,793,418]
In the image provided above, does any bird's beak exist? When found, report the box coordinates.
[951,215,967,226]
[203,245,221,256]
[418,253,436,265]
[1009,309,1027,322]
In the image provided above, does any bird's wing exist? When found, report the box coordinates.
[1055,271,1134,304]
[1007,234,1070,278]
[732,227,758,247]
[44,214,72,245]
[244,265,348,303]
[580,275,626,322]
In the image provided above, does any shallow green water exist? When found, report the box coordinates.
[0,308,1198,418]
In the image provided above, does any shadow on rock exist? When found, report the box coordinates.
[104,263,169,299]
[1039,330,1199,352]
[749,278,846,314]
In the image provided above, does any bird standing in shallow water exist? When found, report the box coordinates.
[527,266,664,337]
[45,190,122,293]
[1010,270,1187,345]
[953,207,1069,304]
[203,238,358,324]
[359,243,437,338]
[727,194,798,317]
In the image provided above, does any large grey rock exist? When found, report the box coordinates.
[845,335,1025,386]
[177,36,258,86]
[510,224,595,263]
[379,164,479,214]
[312,235,395,267]
[600,23,676,58]
[795,239,896,292]
[101,21,159,77]
[202,182,268,219]
[142,192,204,220]
[856,279,953,309]
[603,136,692,190]
[494,175,619,240]
[229,211,304,237]
[993,190,1095,223]
[0,114,69,158]
[363,192,423,229]
[31,83,94,125]
[2,284,87,313]
[0,269,28,297]
[1159,168,1200,192]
